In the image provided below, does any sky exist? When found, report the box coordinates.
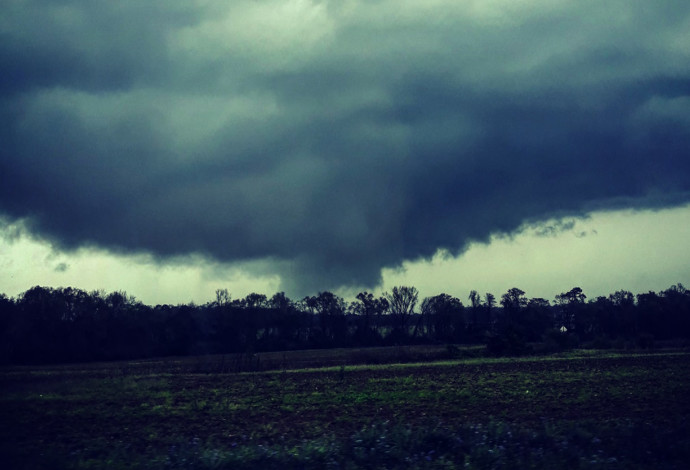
[1,0,689,305]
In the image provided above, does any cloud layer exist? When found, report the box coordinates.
[2,0,690,295]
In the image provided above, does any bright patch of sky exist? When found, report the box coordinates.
[2,205,688,306]
[382,204,690,303]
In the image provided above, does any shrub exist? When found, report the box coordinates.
[485,327,532,357]
[636,333,655,349]
[539,328,579,353]
[583,336,612,350]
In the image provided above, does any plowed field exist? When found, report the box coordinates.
[1,350,689,467]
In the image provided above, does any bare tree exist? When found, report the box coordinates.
[385,286,418,335]
[468,290,481,309]
[468,290,481,328]
[485,292,496,330]
[215,288,231,307]
[352,291,389,333]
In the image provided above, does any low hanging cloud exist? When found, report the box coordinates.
[1,0,689,296]
[53,262,69,273]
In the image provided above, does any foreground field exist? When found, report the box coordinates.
[2,348,690,468]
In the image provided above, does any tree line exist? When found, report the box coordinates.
[1,283,689,364]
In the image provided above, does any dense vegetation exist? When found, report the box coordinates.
[2,349,689,468]
[1,283,690,364]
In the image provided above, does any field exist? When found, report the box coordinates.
[2,347,690,469]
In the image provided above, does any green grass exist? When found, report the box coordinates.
[1,348,689,468]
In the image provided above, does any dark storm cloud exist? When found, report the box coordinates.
[2,0,690,295]
[531,220,577,238]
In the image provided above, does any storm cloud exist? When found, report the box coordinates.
[1,0,689,295]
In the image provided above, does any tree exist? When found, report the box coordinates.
[501,287,527,311]
[235,293,269,350]
[500,287,527,328]
[468,290,482,331]
[587,296,615,339]
[0,294,15,363]
[554,287,586,334]
[385,286,418,340]
[636,291,665,339]
[482,291,531,356]
[468,290,481,309]
[242,293,268,309]
[351,292,388,344]
[307,291,347,346]
[269,292,292,313]
[523,298,552,341]
[215,288,231,307]
[607,289,636,339]
[420,293,464,341]
[484,292,496,310]
[352,292,388,326]
[266,292,302,347]
[485,292,496,331]
[661,284,690,338]
[556,287,587,305]
[15,286,65,362]
[163,305,199,356]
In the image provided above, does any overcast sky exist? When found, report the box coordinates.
[1,1,689,304]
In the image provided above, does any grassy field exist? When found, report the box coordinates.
[2,347,690,469]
